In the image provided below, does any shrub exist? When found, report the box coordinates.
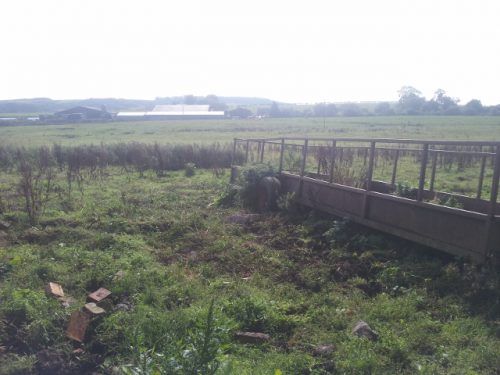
[236,164,276,210]
[184,162,196,177]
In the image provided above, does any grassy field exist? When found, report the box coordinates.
[0,117,499,374]
[1,116,500,147]
[0,168,499,374]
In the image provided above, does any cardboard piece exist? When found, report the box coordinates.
[84,302,106,315]
[46,282,64,298]
[66,311,90,342]
[88,287,111,302]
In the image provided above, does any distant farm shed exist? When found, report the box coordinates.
[116,104,225,120]
[54,106,112,121]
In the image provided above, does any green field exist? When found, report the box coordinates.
[1,116,500,147]
[0,117,499,374]
[0,168,499,374]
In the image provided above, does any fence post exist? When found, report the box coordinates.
[366,141,376,191]
[245,140,250,164]
[477,154,487,199]
[260,141,265,163]
[417,143,429,201]
[300,139,309,177]
[429,151,438,192]
[299,139,309,197]
[489,145,500,216]
[483,144,500,258]
[391,149,399,186]
[329,140,337,183]
[362,141,376,218]
[231,138,237,166]
[279,138,285,173]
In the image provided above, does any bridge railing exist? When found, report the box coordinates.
[231,137,500,213]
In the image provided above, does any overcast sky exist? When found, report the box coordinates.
[1,0,499,104]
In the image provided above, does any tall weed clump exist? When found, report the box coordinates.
[214,164,276,209]
[16,147,56,224]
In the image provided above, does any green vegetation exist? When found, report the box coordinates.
[0,154,499,373]
[1,116,500,148]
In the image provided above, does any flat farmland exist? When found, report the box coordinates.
[1,116,500,147]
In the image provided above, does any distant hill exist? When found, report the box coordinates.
[0,96,274,114]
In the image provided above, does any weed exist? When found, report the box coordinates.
[184,162,196,177]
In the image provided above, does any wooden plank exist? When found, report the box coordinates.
[66,311,90,342]
[88,287,111,303]
[46,282,64,298]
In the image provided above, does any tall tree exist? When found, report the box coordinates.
[433,89,459,114]
[397,86,426,114]
[463,99,483,115]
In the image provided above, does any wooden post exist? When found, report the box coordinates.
[329,140,337,183]
[483,145,500,258]
[245,140,249,164]
[429,151,438,192]
[417,144,429,201]
[391,149,399,186]
[299,139,309,197]
[366,141,376,191]
[362,141,376,218]
[278,138,285,173]
[260,141,265,163]
[489,145,500,216]
[300,139,309,177]
[231,138,237,166]
[476,155,487,199]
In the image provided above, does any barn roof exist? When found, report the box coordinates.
[152,105,210,112]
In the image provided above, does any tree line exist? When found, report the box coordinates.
[228,87,500,118]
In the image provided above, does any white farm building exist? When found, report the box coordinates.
[117,105,225,120]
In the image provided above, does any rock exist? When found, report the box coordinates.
[235,331,270,344]
[84,302,106,316]
[66,311,90,342]
[352,320,378,341]
[88,287,111,302]
[58,296,76,308]
[226,214,262,225]
[313,344,336,356]
[46,282,64,298]
[0,220,10,230]
[115,303,132,312]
